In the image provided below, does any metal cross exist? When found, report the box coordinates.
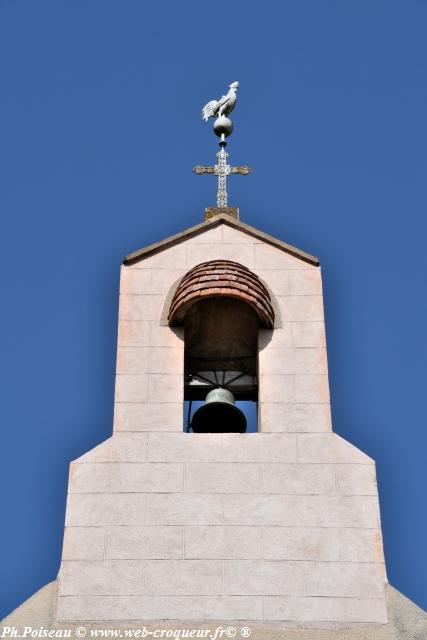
[194,146,251,208]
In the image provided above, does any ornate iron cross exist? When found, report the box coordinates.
[193,145,251,207]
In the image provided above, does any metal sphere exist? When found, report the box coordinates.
[213,116,233,138]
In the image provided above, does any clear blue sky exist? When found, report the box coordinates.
[1,0,426,618]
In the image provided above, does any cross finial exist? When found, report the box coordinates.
[194,81,251,215]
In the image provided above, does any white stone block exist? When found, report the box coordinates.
[337,496,381,528]
[223,494,290,526]
[260,347,327,374]
[117,320,150,347]
[146,493,222,525]
[345,597,388,623]
[149,324,183,347]
[116,347,151,374]
[340,528,385,563]
[223,494,380,528]
[288,270,323,295]
[144,560,222,595]
[150,268,185,294]
[65,493,146,526]
[56,596,105,621]
[256,270,290,295]
[258,375,295,403]
[223,560,304,595]
[304,561,386,598]
[62,527,105,560]
[105,526,182,559]
[59,560,142,596]
[57,595,182,621]
[221,434,297,462]
[116,347,183,375]
[277,295,324,321]
[259,326,292,349]
[108,462,183,492]
[186,225,223,244]
[182,596,263,620]
[335,463,377,495]
[148,433,222,462]
[264,596,346,622]
[115,374,149,403]
[147,347,183,374]
[131,243,187,269]
[114,403,182,432]
[186,243,255,270]
[119,294,163,321]
[259,403,331,433]
[260,463,336,494]
[68,463,109,493]
[185,463,259,493]
[221,225,257,244]
[120,268,152,295]
[294,374,330,403]
[147,374,182,403]
[262,527,340,561]
[297,434,374,464]
[75,434,148,463]
[184,526,261,559]
[254,243,312,270]
[292,322,326,347]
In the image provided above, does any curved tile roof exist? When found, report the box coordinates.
[168,259,275,328]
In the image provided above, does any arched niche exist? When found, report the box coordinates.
[168,260,275,431]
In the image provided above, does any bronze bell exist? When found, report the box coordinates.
[191,388,247,434]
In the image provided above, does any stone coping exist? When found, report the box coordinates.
[123,215,319,267]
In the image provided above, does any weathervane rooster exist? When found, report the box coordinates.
[196,80,250,209]
[202,81,239,122]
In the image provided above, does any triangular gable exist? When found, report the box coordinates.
[123,214,319,266]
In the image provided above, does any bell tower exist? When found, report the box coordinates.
[51,83,390,625]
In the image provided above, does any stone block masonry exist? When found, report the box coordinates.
[55,220,388,624]
[58,432,387,623]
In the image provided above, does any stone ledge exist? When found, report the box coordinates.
[2,581,426,639]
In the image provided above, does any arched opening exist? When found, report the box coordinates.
[168,260,274,433]
[184,297,258,432]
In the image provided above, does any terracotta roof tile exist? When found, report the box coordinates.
[169,259,275,328]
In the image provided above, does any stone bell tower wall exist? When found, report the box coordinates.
[57,221,388,624]
[114,223,330,435]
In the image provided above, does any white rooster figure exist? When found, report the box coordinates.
[202,81,239,122]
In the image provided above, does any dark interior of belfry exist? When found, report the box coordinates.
[183,297,259,434]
